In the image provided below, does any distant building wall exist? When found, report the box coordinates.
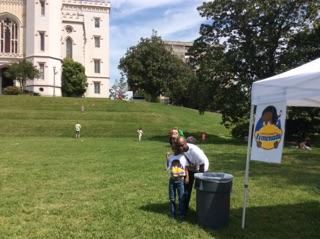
[164,40,193,63]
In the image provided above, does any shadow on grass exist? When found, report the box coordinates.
[214,201,320,239]
[147,132,244,146]
[247,152,320,188]
[141,201,320,239]
[140,202,198,225]
[212,151,320,188]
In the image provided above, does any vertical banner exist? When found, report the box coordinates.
[251,102,286,163]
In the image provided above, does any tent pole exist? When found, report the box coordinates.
[241,104,255,229]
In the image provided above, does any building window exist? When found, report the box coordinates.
[65,25,73,33]
[0,17,18,54]
[39,63,45,79]
[94,59,101,73]
[94,36,100,48]
[66,37,73,58]
[39,31,45,51]
[40,0,46,16]
[94,18,100,28]
[94,82,101,94]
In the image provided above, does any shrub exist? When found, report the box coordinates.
[231,122,249,139]
[62,58,87,97]
[3,86,21,95]
[23,90,40,96]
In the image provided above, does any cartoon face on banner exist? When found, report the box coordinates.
[254,105,283,150]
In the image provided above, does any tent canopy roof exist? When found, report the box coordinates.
[252,58,320,107]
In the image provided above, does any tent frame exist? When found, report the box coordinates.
[241,104,254,229]
[241,57,320,229]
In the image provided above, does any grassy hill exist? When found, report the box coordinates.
[0,95,229,138]
[0,95,319,239]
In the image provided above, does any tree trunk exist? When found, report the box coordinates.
[150,95,158,102]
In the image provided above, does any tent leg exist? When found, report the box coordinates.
[241,104,254,229]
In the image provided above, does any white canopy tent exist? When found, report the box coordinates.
[252,58,320,107]
[241,58,320,228]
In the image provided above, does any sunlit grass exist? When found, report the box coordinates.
[0,95,319,238]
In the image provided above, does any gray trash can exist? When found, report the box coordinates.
[194,172,233,229]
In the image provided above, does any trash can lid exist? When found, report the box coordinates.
[194,172,233,183]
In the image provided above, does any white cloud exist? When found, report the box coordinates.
[110,0,185,17]
[159,8,203,37]
[111,0,181,9]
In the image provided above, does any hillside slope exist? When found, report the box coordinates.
[0,95,230,138]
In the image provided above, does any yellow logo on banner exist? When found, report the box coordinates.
[255,105,283,150]
[255,124,282,150]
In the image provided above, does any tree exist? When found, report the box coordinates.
[61,58,87,97]
[280,25,320,140]
[189,0,320,136]
[119,33,195,104]
[109,75,128,100]
[4,59,39,92]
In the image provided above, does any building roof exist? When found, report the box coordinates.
[163,40,193,47]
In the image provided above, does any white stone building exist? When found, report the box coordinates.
[0,0,110,98]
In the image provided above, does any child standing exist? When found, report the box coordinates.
[168,127,180,148]
[137,128,143,142]
[167,153,189,220]
[75,122,81,139]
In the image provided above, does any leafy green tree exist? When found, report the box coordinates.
[61,58,87,97]
[4,59,39,92]
[119,33,195,104]
[280,24,320,71]
[190,0,320,136]
[280,25,320,140]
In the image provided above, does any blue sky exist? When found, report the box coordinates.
[109,0,208,84]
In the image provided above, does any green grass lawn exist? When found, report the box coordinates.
[0,95,319,239]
